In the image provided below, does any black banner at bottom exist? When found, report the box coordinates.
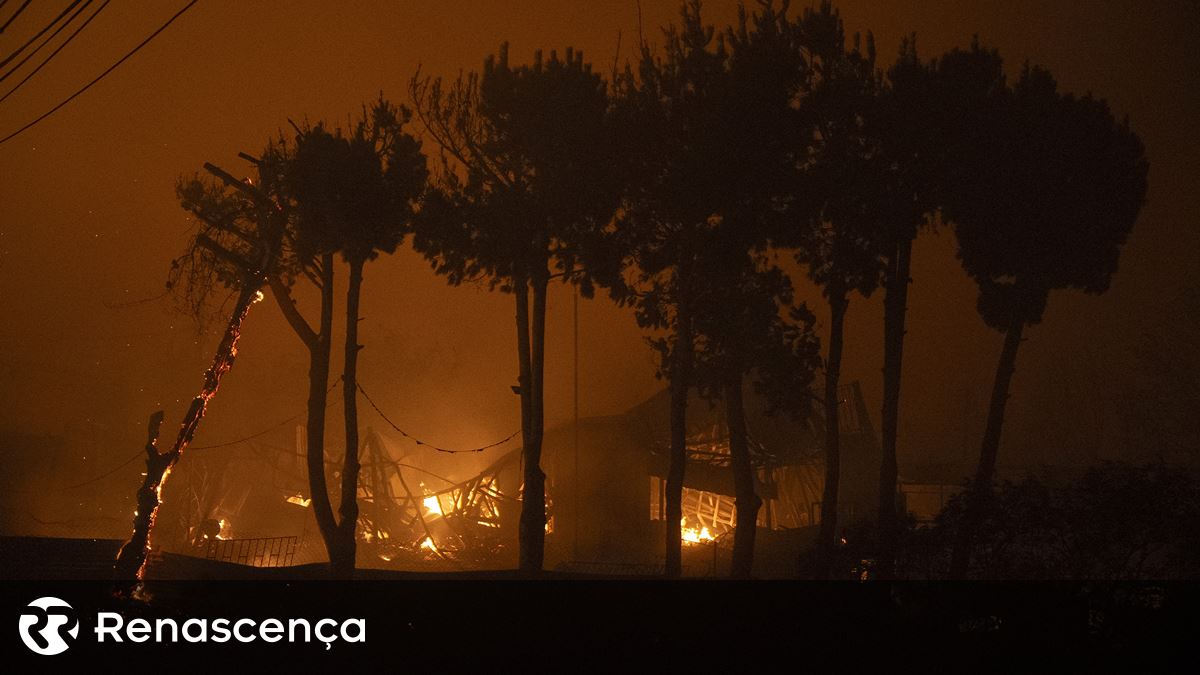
[2,580,1194,671]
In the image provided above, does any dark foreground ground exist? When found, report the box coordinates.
[1,536,1195,671]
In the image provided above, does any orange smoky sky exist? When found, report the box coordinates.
[0,0,1197,485]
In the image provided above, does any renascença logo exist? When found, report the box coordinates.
[18,597,80,656]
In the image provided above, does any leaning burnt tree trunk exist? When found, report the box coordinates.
[114,281,262,593]
[877,237,912,579]
[333,256,366,576]
[818,291,849,579]
[269,252,339,573]
[949,313,1026,579]
[726,373,761,579]
[665,299,694,578]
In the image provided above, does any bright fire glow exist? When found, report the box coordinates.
[681,519,714,545]
[423,495,443,517]
[420,536,437,553]
[285,494,311,508]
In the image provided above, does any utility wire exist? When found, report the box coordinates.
[65,448,143,489]
[0,0,199,146]
[0,0,31,35]
[66,379,340,488]
[357,381,522,454]
[101,285,170,310]
[1,0,108,105]
[0,0,92,85]
[0,0,80,69]
[191,379,340,449]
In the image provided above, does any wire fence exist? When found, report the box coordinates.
[203,535,298,568]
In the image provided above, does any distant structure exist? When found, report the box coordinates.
[158,382,885,574]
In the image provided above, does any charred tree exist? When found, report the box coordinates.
[116,158,287,591]
[114,280,263,593]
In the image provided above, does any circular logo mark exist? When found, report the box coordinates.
[18,597,79,656]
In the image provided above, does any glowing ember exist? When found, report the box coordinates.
[285,494,311,507]
[423,495,443,517]
[681,519,714,545]
[420,536,437,553]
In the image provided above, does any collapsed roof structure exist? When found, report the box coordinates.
[163,382,882,575]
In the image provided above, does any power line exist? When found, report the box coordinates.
[191,379,341,449]
[0,0,81,69]
[0,0,93,85]
[0,0,32,35]
[101,285,170,310]
[65,447,142,489]
[0,0,105,103]
[66,379,340,488]
[0,0,200,147]
[357,381,522,454]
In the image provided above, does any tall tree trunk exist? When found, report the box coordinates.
[727,373,760,579]
[877,237,912,579]
[818,291,849,579]
[514,273,541,573]
[949,315,1026,579]
[269,254,340,573]
[309,255,338,571]
[334,256,365,576]
[665,299,693,578]
[521,271,549,572]
[114,281,261,592]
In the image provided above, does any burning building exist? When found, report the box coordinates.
[537,380,881,575]
[151,381,881,577]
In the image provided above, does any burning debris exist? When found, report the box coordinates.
[350,429,526,566]
[681,519,715,546]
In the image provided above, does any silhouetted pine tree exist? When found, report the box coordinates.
[789,0,887,578]
[282,98,427,575]
[410,45,621,572]
[868,37,944,577]
[943,62,1148,578]
[611,1,818,577]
